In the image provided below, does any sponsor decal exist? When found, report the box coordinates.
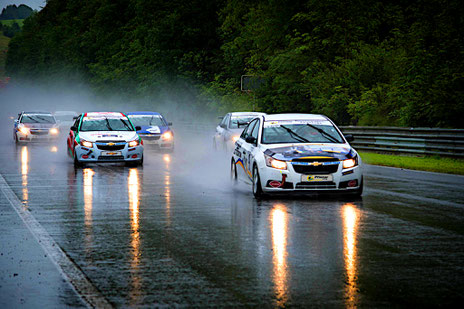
[146,126,161,134]
[264,119,332,127]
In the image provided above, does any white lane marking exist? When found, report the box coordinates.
[367,188,464,209]
[0,173,112,309]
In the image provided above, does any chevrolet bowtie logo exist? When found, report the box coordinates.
[107,142,115,146]
[310,162,323,166]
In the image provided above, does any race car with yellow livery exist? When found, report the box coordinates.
[231,114,363,197]
[67,112,144,167]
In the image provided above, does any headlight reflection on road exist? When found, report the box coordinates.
[20,146,28,206]
[128,168,142,304]
[83,168,94,228]
[164,154,171,226]
[342,203,360,307]
[270,204,289,307]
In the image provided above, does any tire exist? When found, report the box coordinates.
[73,152,82,168]
[353,177,363,197]
[14,133,19,145]
[139,155,144,166]
[252,165,263,198]
[230,159,237,184]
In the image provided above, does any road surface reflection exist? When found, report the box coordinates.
[128,168,142,304]
[342,202,360,307]
[270,203,289,307]
[20,146,28,207]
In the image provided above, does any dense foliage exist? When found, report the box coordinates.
[0,4,33,20]
[6,0,464,127]
[0,21,21,38]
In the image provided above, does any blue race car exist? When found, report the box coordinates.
[127,112,174,151]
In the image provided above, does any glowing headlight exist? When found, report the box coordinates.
[18,126,30,135]
[162,131,173,140]
[50,128,59,135]
[265,155,287,170]
[128,139,139,147]
[81,140,93,148]
[342,158,357,169]
[232,135,239,142]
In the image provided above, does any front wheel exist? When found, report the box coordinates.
[352,177,363,197]
[73,152,82,168]
[252,165,263,198]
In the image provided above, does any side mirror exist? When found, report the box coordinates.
[345,134,354,142]
[167,122,172,126]
[14,119,18,123]
[220,123,226,129]
[245,136,256,144]
[218,116,224,120]
[70,126,77,131]
[135,126,142,131]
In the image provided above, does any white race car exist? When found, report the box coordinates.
[214,112,266,152]
[231,114,363,197]
[14,111,60,143]
[67,112,144,167]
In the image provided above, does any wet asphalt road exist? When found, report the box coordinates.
[1,118,464,307]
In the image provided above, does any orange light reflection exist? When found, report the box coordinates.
[20,146,28,206]
[83,168,94,228]
[270,204,289,306]
[342,203,360,307]
[128,168,142,304]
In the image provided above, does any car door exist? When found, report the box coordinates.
[236,119,257,183]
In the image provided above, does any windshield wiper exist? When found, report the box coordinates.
[306,123,340,143]
[104,118,114,131]
[35,115,53,123]
[280,125,311,143]
[120,119,132,131]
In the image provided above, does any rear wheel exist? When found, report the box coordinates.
[252,165,263,198]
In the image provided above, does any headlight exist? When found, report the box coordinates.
[128,139,139,147]
[18,125,30,135]
[232,135,239,142]
[342,158,357,169]
[265,155,287,170]
[81,140,93,148]
[50,128,59,135]
[162,131,173,140]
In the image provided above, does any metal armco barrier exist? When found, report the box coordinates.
[340,126,464,158]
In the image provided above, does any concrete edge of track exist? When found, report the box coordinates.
[0,173,113,309]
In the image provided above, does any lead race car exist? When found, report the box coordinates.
[231,113,363,197]
[67,112,144,167]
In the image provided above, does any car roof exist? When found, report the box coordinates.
[127,111,162,116]
[262,113,329,121]
[229,112,266,116]
[22,111,53,115]
[84,112,126,117]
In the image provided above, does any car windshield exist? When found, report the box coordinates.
[261,120,344,144]
[21,114,55,124]
[128,115,166,127]
[229,116,257,129]
[80,116,134,131]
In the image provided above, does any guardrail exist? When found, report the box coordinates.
[340,126,464,158]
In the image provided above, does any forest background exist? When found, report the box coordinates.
[5,0,464,128]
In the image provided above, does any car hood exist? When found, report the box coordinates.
[22,123,56,129]
[137,125,169,134]
[263,143,356,161]
[78,131,138,142]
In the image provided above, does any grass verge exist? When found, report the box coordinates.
[359,152,464,175]
[0,19,24,27]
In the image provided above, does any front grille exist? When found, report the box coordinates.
[95,141,126,151]
[291,163,339,174]
[96,144,125,151]
[30,129,49,135]
[295,181,336,189]
[98,155,125,161]
[140,134,160,140]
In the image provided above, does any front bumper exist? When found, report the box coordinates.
[259,162,362,193]
[74,143,143,163]
[16,130,59,142]
[139,134,173,149]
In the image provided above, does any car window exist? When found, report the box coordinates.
[73,116,81,129]
[129,115,166,127]
[241,119,257,140]
[80,116,134,132]
[229,115,257,129]
[21,114,56,124]
[251,119,260,139]
[222,114,230,127]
